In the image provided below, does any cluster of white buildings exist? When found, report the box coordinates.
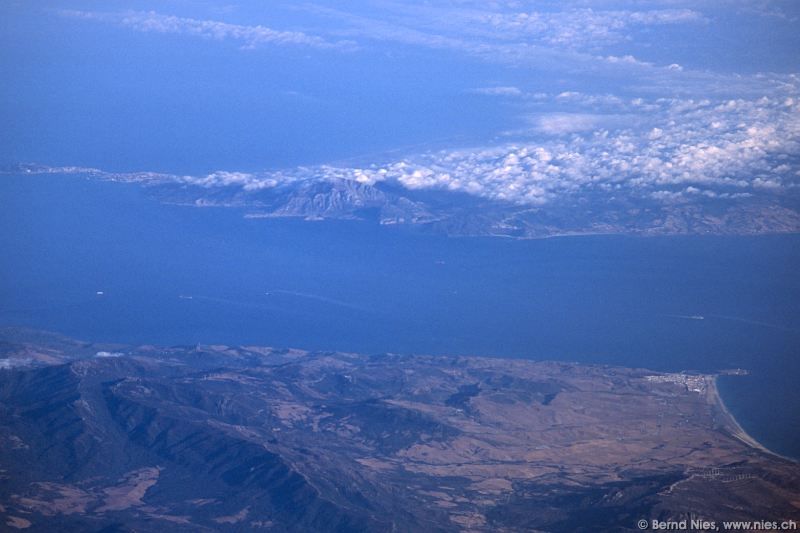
[645,373,707,394]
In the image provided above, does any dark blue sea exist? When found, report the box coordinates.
[1,174,799,458]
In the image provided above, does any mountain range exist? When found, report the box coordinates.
[2,328,799,531]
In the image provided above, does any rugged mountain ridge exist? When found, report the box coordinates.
[152,177,800,238]
[6,164,800,238]
[1,329,799,531]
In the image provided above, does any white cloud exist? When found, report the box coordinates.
[61,10,355,51]
[534,113,609,134]
[15,90,799,212]
[95,351,124,358]
[192,171,277,191]
[470,86,524,97]
[294,93,799,206]
[456,8,706,50]
[296,2,765,101]
[322,3,705,54]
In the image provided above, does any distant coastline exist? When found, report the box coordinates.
[708,376,797,463]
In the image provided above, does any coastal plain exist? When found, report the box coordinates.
[1,328,798,531]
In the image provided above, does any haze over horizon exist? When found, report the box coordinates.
[2,1,799,215]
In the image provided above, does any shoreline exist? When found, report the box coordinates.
[707,375,797,463]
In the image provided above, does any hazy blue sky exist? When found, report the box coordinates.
[2,1,799,206]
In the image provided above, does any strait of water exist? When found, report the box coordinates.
[1,175,799,458]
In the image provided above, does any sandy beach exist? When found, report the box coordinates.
[707,375,795,462]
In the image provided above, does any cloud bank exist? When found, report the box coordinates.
[20,91,798,210]
[35,1,799,223]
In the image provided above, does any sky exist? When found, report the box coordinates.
[1,0,799,209]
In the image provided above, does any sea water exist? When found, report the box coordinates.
[1,174,799,457]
